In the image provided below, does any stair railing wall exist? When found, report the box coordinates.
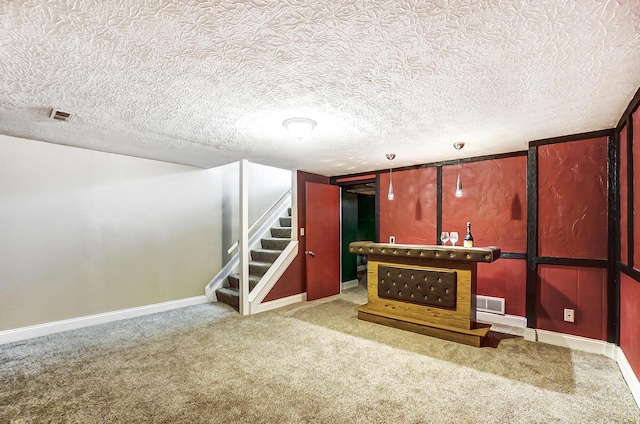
[227,188,293,256]
[204,164,293,306]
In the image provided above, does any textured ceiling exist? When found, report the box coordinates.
[0,1,639,176]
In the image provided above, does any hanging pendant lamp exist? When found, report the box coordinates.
[386,153,396,200]
[453,142,465,197]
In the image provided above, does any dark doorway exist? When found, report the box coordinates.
[340,180,376,286]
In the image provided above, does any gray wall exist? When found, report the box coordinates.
[0,135,231,331]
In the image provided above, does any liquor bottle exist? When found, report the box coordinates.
[464,221,474,247]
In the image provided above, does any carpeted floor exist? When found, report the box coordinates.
[1,286,638,423]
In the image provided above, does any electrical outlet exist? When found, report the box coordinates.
[563,308,575,323]
[389,236,396,244]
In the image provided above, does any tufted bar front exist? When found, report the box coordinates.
[349,241,501,347]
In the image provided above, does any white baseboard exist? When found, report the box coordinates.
[476,311,527,328]
[535,329,616,356]
[0,295,209,345]
[523,328,537,342]
[615,347,640,408]
[341,279,359,290]
[251,293,306,314]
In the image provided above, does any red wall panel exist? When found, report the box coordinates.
[634,111,640,269]
[477,259,526,316]
[538,138,608,259]
[441,156,527,252]
[620,274,640,380]
[537,265,607,340]
[379,167,437,245]
[263,171,329,302]
[620,125,628,265]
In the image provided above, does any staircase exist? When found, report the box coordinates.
[215,209,292,311]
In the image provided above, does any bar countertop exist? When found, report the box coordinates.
[348,241,501,263]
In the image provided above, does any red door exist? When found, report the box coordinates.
[305,182,340,301]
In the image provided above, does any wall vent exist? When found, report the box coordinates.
[49,109,74,122]
[476,295,505,315]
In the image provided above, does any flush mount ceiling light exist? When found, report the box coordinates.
[282,117,317,141]
[453,142,465,197]
[386,153,396,200]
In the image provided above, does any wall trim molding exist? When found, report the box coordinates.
[0,295,209,346]
[341,279,359,290]
[534,329,639,408]
[616,347,640,408]
[536,329,615,355]
[476,311,527,328]
[251,293,306,314]
[529,129,615,147]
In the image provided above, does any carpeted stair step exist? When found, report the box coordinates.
[227,274,261,291]
[215,287,239,311]
[251,248,283,263]
[270,227,291,238]
[249,261,271,277]
[279,217,291,227]
[261,237,290,250]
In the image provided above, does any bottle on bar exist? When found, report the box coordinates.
[464,221,474,247]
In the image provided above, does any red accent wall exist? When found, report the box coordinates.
[537,265,607,340]
[538,137,608,259]
[620,273,640,379]
[263,171,329,302]
[620,125,628,265]
[379,167,437,245]
[477,260,526,316]
[442,155,527,252]
[441,156,527,317]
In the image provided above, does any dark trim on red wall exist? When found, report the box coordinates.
[620,264,640,282]
[375,173,380,243]
[436,166,442,244]
[607,135,620,344]
[501,252,527,260]
[617,85,640,131]
[332,174,376,184]
[529,129,615,148]
[425,151,528,169]
[526,146,538,329]
[627,116,634,269]
[332,177,376,187]
[536,257,608,268]
[331,151,528,181]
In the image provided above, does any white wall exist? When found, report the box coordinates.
[248,162,292,225]
[0,134,234,331]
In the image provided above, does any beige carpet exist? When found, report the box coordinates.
[1,286,638,423]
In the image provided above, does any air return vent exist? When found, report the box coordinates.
[476,295,505,315]
[49,109,74,122]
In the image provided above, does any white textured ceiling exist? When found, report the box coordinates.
[0,1,639,176]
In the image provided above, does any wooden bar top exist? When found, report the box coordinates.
[348,241,501,263]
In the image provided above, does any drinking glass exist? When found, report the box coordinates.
[449,232,459,247]
[440,232,449,246]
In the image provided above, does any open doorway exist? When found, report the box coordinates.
[340,180,376,289]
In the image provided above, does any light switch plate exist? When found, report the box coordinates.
[389,236,395,244]
[300,228,304,236]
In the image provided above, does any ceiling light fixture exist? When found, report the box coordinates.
[453,142,465,197]
[386,153,396,200]
[282,117,317,141]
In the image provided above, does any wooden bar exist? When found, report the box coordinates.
[349,241,501,347]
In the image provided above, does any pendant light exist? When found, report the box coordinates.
[386,153,396,200]
[453,142,465,197]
